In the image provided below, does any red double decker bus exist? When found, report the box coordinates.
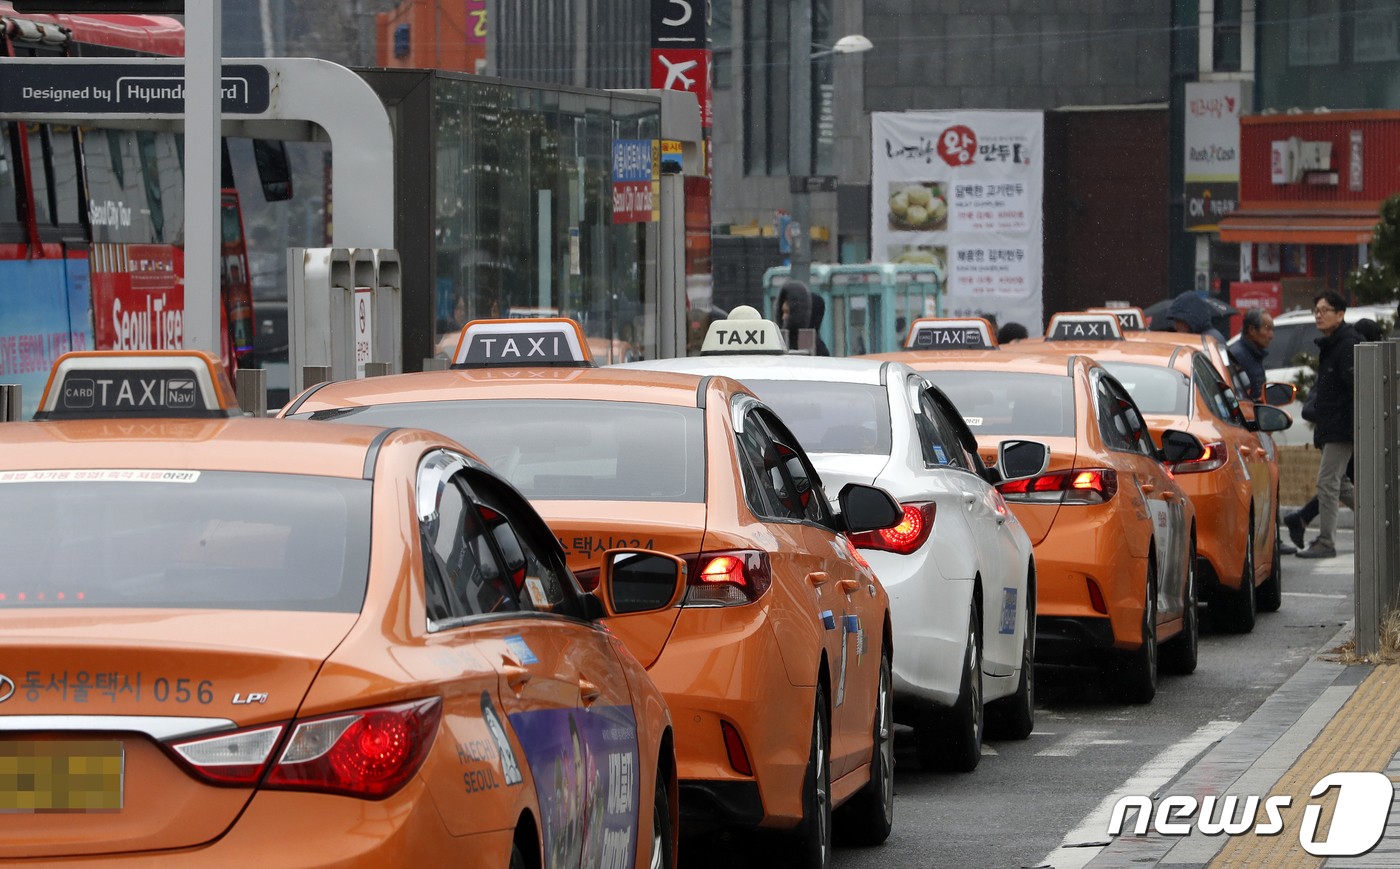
[1,2,260,416]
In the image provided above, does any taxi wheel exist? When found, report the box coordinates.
[988,580,1035,740]
[509,843,527,869]
[836,651,894,844]
[1160,537,1199,675]
[788,684,832,869]
[920,604,983,772]
[1257,526,1284,613]
[648,768,673,869]
[1219,520,1258,633]
[1107,557,1157,704]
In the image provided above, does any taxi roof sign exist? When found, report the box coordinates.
[1086,306,1147,332]
[699,306,788,355]
[903,318,998,350]
[451,318,595,368]
[1046,312,1124,341]
[34,351,241,420]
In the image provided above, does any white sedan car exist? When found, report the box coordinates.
[620,352,1037,772]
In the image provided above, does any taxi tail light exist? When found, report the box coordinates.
[1167,440,1228,474]
[264,697,443,799]
[848,502,936,555]
[997,468,1118,505]
[167,724,286,786]
[682,550,772,606]
[721,720,753,776]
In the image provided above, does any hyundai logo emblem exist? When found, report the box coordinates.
[0,675,13,704]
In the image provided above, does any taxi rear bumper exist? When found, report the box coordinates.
[678,780,766,829]
[1176,472,1249,594]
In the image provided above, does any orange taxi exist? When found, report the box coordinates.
[285,319,902,862]
[1025,314,1292,630]
[867,336,1203,703]
[1,351,685,868]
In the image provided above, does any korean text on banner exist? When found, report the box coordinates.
[871,111,1044,334]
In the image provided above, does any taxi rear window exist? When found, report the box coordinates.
[304,400,706,502]
[0,471,370,612]
[920,371,1076,437]
[743,381,893,456]
[1099,362,1191,416]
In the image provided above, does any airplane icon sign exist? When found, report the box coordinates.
[658,55,698,90]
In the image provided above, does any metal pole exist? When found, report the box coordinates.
[0,385,21,422]
[789,0,813,288]
[235,368,268,418]
[184,1,222,354]
[1354,341,1397,656]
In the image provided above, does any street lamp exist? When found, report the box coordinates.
[789,21,871,291]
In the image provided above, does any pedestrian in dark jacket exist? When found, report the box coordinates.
[808,293,831,356]
[775,279,815,353]
[1167,292,1227,342]
[1295,290,1361,559]
[1227,308,1273,401]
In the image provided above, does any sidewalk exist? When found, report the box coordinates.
[1080,546,1398,869]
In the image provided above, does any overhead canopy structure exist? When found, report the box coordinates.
[1218,208,1379,245]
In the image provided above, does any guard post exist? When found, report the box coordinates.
[1355,340,1400,656]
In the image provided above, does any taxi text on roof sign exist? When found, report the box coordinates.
[699,306,788,355]
[1046,313,1124,341]
[451,318,596,368]
[903,318,998,350]
[1087,306,1148,332]
[33,351,241,420]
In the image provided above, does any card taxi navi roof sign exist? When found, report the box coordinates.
[904,318,998,350]
[33,351,241,420]
[1046,313,1124,341]
[451,319,595,368]
[1087,306,1147,332]
[700,306,788,355]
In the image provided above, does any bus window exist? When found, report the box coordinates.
[48,126,83,227]
[23,124,50,226]
[1,127,19,225]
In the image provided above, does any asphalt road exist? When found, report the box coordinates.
[681,529,1358,869]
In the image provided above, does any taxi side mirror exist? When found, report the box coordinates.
[1262,381,1297,406]
[837,483,903,534]
[1248,404,1292,434]
[595,549,687,617]
[1160,429,1205,464]
[998,440,1050,481]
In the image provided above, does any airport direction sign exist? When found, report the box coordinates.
[0,62,270,115]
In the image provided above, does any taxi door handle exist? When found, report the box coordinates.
[1140,483,1155,494]
[501,657,532,693]
[808,572,829,587]
[962,492,977,505]
[1161,490,1177,501]
[578,678,602,706]
[838,578,862,594]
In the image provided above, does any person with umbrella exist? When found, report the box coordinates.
[1165,292,1227,341]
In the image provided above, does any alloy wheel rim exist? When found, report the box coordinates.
[877,665,894,812]
[815,708,830,860]
[649,795,664,869]
[968,626,983,740]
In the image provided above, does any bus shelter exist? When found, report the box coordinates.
[762,263,944,356]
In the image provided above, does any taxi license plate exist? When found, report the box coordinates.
[0,740,124,812]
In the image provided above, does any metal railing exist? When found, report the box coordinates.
[1355,340,1400,656]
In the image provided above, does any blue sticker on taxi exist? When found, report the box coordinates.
[504,635,539,665]
[820,610,837,630]
[999,588,1018,635]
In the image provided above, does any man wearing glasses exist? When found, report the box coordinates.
[1296,290,1362,559]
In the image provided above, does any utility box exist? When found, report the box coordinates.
[289,247,402,394]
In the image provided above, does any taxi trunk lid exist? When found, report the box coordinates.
[536,500,706,669]
[977,435,1079,546]
[0,609,359,859]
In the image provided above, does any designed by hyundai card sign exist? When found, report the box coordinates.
[0,63,271,115]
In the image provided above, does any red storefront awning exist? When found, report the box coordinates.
[1217,210,1378,245]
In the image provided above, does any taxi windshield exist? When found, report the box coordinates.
[742,381,893,456]
[305,400,706,502]
[0,471,370,612]
[920,371,1076,437]
[1098,363,1192,416]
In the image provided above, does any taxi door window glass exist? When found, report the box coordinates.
[916,387,969,469]
[420,475,520,624]
[1099,377,1156,458]
[1193,355,1243,425]
[0,472,370,612]
[923,371,1075,437]
[742,380,893,455]
[755,411,832,526]
[1095,378,1136,453]
[308,399,705,503]
[735,411,790,520]
[466,470,583,619]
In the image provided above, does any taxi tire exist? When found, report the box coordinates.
[1160,536,1199,675]
[987,580,1035,740]
[509,843,527,869]
[1257,527,1283,613]
[921,604,983,772]
[836,651,894,845]
[649,769,673,869]
[1219,520,1258,633]
[1107,557,1157,705]
[788,684,832,869]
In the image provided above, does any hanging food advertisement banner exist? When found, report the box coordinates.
[871,111,1044,334]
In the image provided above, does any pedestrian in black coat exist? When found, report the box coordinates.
[1295,290,1361,559]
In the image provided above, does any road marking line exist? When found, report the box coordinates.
[1282,591,1348,599]
[1036,729,1115,757]
[1038,719,1239,869]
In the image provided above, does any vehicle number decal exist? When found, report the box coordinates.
[963,416,983,426]
[9,671,211,705]
[561,536,655,557]
[999,588,1018,635]
[504,635,539,665]
[0,469,199,484]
